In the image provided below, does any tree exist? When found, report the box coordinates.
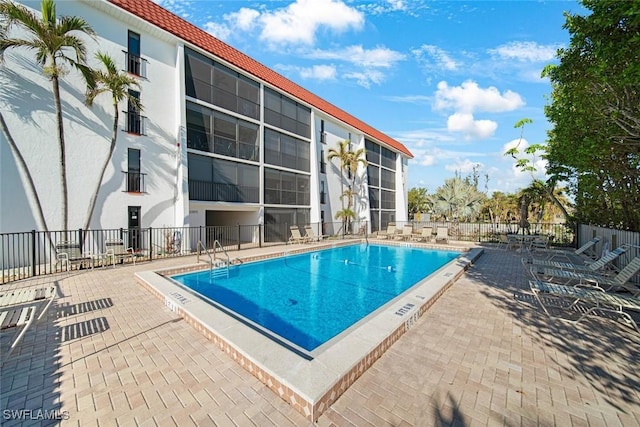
[543,0,640,231]
[408,187,430,219]
[0,0,95,230]
[504,118,571,224]
[82,52,141,231]
[431,175,485,222]
[328,139,367,231]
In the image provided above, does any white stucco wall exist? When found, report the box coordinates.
[1,0,182,233]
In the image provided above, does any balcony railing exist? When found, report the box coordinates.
[123,51,147,78]
[124,111,146,135]
[123,171,147,193]
[189,180,259,203]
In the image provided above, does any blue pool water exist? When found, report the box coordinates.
[172,244,459,352]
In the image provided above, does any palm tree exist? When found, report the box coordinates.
[432,176,484,221]
[82,52,141,231]
[0,0,95,230]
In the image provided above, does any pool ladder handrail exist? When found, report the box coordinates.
[197,240,231,277]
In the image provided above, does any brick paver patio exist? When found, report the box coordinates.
[1,245,639,426]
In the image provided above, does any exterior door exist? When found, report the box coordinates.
[128,206,141,250]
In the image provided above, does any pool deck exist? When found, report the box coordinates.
[1,242,639,426]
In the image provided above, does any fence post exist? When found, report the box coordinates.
[149,227,153,261]
[237,224,241,251]
[31,230,36,278]
[77,228,83,253]
[259,224,262,248]
[199,225,202,246]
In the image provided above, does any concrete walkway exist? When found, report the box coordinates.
[1,245,638,426]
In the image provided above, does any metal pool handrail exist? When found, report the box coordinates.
[196,240,213,272]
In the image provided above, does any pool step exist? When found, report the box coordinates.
[211,260,229,279]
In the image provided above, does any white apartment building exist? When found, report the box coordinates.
[0,0,413,243]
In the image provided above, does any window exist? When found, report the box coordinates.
[264,87,311,138]
[126,148,145,192]
[187,153,259,202]
[264,168,310,206]
[320,150,326,174]
[184,48,260,120]
[126,31,146,77]
[126,90,144,134]
[320,120,326,144]
[320,181,326,204]
[264,128,310,172]
[186,102,259,161]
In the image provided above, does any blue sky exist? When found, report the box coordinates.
[154,0,586,196]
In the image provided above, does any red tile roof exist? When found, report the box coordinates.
[107,0,413,158]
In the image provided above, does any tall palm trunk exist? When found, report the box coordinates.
[82,105,118,232]
[52,72,69,231]
[1,113,50,234]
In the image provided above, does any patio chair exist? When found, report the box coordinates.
[55,241,94,271]
[396,224,414,241]
[495,233,518,251]
[303,225,324,242]
[377,223,397,240]
[289,226,309,244]
[529,256,640,295]
[529,280,640,332]
[104,239,135,267]
[435,227,449,244]
[523,244,629,274]
[1,285,57,365]
[411,226,433,243]
[532,236,601,262]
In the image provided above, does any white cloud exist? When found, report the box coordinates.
[343,69,385,88]
[299,64,337,80]
[258,0,364,46]
[434,80,525,113]
[412,44,459,71]
[444,159,484,173]
[203,21,232,40]
[489,41,561,62]
[307,45,406,68]
[227,8,260,31]
[446,113,497,139]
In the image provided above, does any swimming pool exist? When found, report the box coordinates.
[172,243,459,353]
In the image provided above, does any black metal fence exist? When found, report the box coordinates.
[1,220,575,284]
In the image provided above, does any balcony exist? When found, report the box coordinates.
[123,51,147,78]
[124,111,146,135]
[189,180,259,203]
[123,171,147,193]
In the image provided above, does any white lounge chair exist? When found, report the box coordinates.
[377,223,397,240]
[435,227,449,244]
[411,227,433,243]
[289,226,309,244]
[530,280,640,332]
[303,225,325,242]
[529,256,640,295]
[396,224,414,241]
[523,244,629,274]
[532,237,601,262]
[0,285,57,365]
